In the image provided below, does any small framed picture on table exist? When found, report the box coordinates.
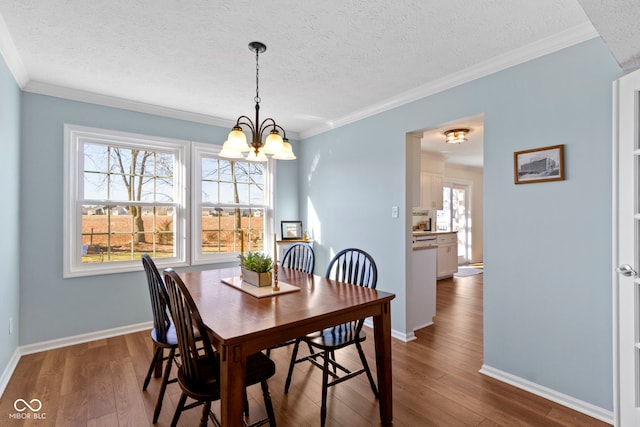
[281,221,302,240]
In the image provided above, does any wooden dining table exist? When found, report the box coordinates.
[178,266,396,426]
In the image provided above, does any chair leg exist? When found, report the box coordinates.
[320,350,330,427]
[329,350,337,375]
[261,380,277,427]
[244,389,250,417]
[152,347,175,423]
[143,346,162,391]
[355,341,379,398]
[284,339,301,393]
[199,400,212,427]
[170,393,187,427]
[154,348,164,378]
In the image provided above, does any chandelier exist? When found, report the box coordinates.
[444,128,469,144]
[219,41,295,161]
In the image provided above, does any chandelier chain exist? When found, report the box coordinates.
[255,48,261,104]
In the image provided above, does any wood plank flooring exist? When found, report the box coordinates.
[0,273,611,426]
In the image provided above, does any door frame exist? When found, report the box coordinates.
[612,67,640,426]
[612,74,621,427]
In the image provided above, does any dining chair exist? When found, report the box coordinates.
[163,268,277,427]
[280,242,315,274]
[265,242,316,357]
[141,254,179,424]
[283,248,379,426]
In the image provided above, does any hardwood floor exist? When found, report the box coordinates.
[0,273,610,426]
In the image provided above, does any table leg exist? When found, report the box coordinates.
[219,344,246,427]
[373,301,393,424]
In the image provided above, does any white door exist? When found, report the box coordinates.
[615,67,640,426]
[438,183,470,264]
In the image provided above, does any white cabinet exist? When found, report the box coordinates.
[436,233,458,279]
[420,172,444,210]
[276,240,313,263]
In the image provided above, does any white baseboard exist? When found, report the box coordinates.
[0,322,152,399]
[19,321,153,356]
[479,364,614,425]
[363,318,417,342]
[0,347,21,399]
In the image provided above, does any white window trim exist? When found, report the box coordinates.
[191,142,275,265]
[63,124,190,277]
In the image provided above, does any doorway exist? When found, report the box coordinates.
[437,182,471,264]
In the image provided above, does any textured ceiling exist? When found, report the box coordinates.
[0,0,637,148]
[577,0,640,71]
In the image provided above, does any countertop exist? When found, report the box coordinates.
[412,230,457,236]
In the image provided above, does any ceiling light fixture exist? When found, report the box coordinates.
[444,128,470,144]
[219,41,295,161]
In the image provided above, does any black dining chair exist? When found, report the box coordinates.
[141,254,178,424]
[283,248,379,426]
[265,242,316,358]
[163,268,277,427]
[280,242,315,274]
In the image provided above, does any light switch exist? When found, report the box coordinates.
[391,206,399,218]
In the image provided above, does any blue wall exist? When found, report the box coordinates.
[298,38,620,410]
[18,94,299,345]
[0,54,20,377]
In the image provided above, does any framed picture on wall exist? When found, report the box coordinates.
[281,221,303,240]
[514,144,565,184]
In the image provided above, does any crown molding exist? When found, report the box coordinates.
[299,22,599,140]
[0,12,28,87]
[23,80,237,128]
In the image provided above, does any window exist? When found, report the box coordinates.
[64,125,189,277]
[191,143,272,265]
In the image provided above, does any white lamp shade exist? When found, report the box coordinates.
[227,128,250,152]
[218,140,245,159]
[272,141,296,160]
[262,130,284,154]
[246,148,268,162]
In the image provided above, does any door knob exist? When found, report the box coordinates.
[616,264,637,277]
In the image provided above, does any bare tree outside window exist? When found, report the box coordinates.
[82,143,176,262]
[200,157,266,254]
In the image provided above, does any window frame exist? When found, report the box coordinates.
[63,124,190,277]
[191,142,274,265]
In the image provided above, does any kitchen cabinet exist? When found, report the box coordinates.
[436,232,458,279]
[420,172,443,210]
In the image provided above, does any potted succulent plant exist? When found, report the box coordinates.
[239,251,274,287]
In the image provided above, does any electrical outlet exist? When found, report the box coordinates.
[391,206,399,218]
[9,317,13,335]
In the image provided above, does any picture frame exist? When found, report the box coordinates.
[280,220,303,240]
[514,144,565,184]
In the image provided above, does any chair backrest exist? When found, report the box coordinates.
[163,268,218,385]
[142,254,171,344]
[325,248,378,336]
[281,242,315,274]
[325,248,378,290]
